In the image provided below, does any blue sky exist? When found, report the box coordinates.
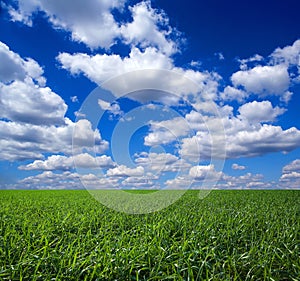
[0,0,300,189]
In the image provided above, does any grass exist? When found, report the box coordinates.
[0,190,299,280]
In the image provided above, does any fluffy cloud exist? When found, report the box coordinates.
[7,0,182,54]
[179,112,300,160]
[189,164,223,181]
[238,101,285,123]
[15,171,120,190]
[98,99,123,117]
[0,118,108,161]
[7,0,125,49]
[121,175,158,189]
[220,86,248,103]
[57,47,173,84]
[282,159,300,173]
[134,152,190,173]
[0,42,45,85]
[144,117,191,146]
[238,54,264,70]
[232,163,246,170]
[107,165,144,177]
[57,47,220,105]
[19,153,115,171]
[279,159,300,189]
[231,64,290,97]
[0,79,67,125]
[0,42,66,125]
[120,1,178,55]
[0,42,109,161]
[271,39,300,67]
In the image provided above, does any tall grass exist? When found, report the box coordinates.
[0,190,299,280]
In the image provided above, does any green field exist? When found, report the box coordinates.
[0,190,299,280]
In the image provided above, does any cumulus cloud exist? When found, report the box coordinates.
[231,64,290,97]
[98,99,123,117]
[120,1,180,56]
[189,164,223,181]
[144,117,191,146]
[0,42,67,125]
[0,79,67,125]
[271,39,300,67]
[19,153,115,171]
[0,42,110,161]
[238,54,264,70]
[0,42,45,85]
[0,118,108,161]
[220,86,248,103]
[134,152,190,173]
[7,0,125,49]
[57,47,173,84]
[7,0,182,54]
[107,165,144,177]
[57,48,220,105]
[279,159,300,189]
[282,159,300,173]
[122,174,158,189]
[232,163,246,170]
[238,100,285,123]
[14,171,120,190]
[179,112,300,160]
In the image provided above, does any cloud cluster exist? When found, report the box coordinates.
[19,153,115,171]
[2,0,300,191]
[0,42,108,161]
[7,0,180,54]
[280,159,300,189]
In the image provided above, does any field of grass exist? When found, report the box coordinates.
[0,190,299,280]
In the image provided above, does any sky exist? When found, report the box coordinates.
[0,0,300,190]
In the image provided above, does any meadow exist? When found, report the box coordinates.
[0,190,299,280]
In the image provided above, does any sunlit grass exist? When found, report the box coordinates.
[0,190,299,280]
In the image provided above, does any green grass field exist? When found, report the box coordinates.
[0,190,299,280]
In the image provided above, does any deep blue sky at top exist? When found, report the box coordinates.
[2,0,300,107]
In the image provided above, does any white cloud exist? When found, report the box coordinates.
[189,164,223,181]
[0,42,109,161]
[0,41,45,85]
[0,79,67,125]
[98,99,123,116]
[215,52,225,61]
[231,64,290,97]
[0,42,67,126]
[7,0,183,54]
[238,100,285,123]
[232,163,246,170]
[122,175,157,189]
[271,39,300,66]
[179,115,300,160]
[107,165,144,177]
[238,54,264,70]
[282,159,300,173]
[57,47,173,84]
[19,153,115,171]
[134,152,190,173]
[70,96,78,103]
[15,171,120,190]
[120,1,178,55]
[220,86,248,103]
[279,159,300,189]
[7,0,125,49]
[57,48,220,105]
[217,172,267,189]
[144,117,191,146]
[0,118,108,161]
